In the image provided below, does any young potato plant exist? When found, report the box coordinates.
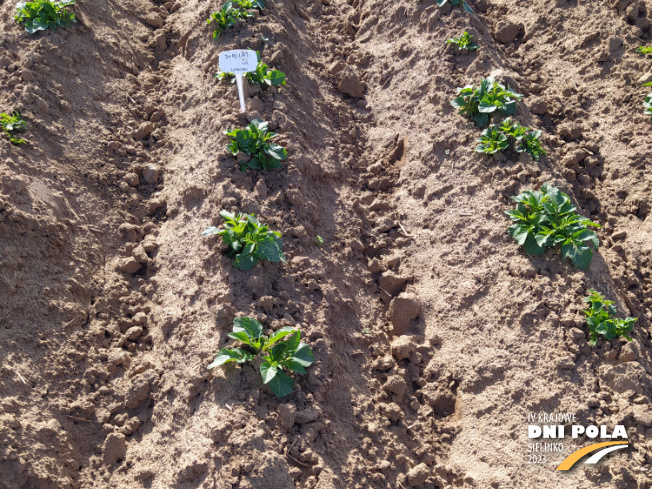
[203,211,286,270]
[476,117,546,161]
[208,317,314,398]
[636,46,652,55]
[225,119,287,171]
[475,125,508,154]
[582,290,636,345]
[643,82,652,121]
[217,52,286,88]
[451,78,523,127]
[0,111,27,145]
[505,183,601,269]
[446,31,479,51]
[207,1,251,39]
[515,130,546,161]
[233,0,264,9]
[436,0,473,13]
[15,0,75,34]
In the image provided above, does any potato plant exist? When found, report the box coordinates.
[233,0,264,9]
[225,119,287,171]
[217,52,286,88]
[643,82,652,121]
[0,111,28,145]
[207,1,251,39]
[446,31,478,51]
[208,317,314,398]
[505,183,601,269]
[451,78,523,127]
[203,211,286,270]
[582,290,636,345]
[636,46,652,55]
[476,117,546,161]
[14,0,75,34]
[436,0,473,13]
[475,125,508,155]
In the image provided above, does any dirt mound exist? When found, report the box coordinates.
[1,0,651,488]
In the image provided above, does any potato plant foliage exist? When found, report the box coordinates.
[207,1,251,39]
[644,82,652,121]
[476,117,546,161]
[225,119,287,171]
[446,31,478,51]
[15,0,75,34]
[217,52,286,88]
[436,0,473,13]
[203,211,286,270]
[208,317,314,398]
[451,78,523,127]
[505,183,601,269]
[582,290,636,345]
[233,0,264,9]
[0,111,27,145]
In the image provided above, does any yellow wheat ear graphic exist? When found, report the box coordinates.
[556,442,629,471]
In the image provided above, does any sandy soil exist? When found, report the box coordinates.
[1,0,651,488]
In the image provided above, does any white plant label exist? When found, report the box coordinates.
[219,50,258,113]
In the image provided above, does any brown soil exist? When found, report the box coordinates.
[1,0,652,488]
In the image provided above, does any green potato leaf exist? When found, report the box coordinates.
[208,348,254,369]
[267,370,294,398]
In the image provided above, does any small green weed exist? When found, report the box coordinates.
[217,52,286,88]
[446,31,478,51]
[207,1,251,39]
[635,46,652,55]
[315,235,324,247]
[0,111,28,145]
[582,290,636,345]
[14,0,75,34]
[225,119,287,171]
[505,183,601,269]
[451,77,523,127]
[208,317,314,398]
[203,211,286,270]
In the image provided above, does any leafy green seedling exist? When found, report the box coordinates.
[505,183,601,269]
[475,117,546,160]
[498,117,527,140]
[233,0,265,9]
[0,111,28,145]
[14,0,75,34]
[217,52,286,88]
[207,1,251,39]
[636,46,652,55]
[225,119,287,171]
[515,130,546,161]
[582,290,636,345]
[451,77,523,127]
[203,211,286,270]
[446,31,479,51]
[208,317,314,398]
[315,235,324,247]
[643,82,652,121]
[436,0,473,13]
[475,125,508,154]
